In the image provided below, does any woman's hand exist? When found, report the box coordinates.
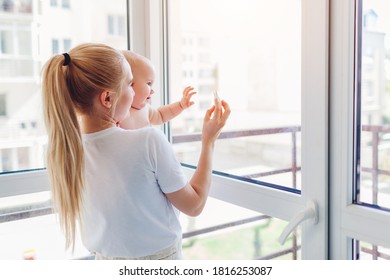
[202,98,231,145]
[166,98,230,216]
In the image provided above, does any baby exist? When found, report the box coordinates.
[119,50,196,130]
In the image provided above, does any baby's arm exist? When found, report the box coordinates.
[149,86,196,125]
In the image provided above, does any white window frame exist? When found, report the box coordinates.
[130,0,329,259]
[0,170,49,198]
[329,0,390,259]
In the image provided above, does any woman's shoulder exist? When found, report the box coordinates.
[120,127,171,156]
[119,127,166,142]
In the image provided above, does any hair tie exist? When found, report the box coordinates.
[62,53,71,66]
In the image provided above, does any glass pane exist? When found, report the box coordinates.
[63,38,71,52]
[62,0,70,9]
[168,0,302,191]
[354,239,390,260]
[181,198,301,260]
[0,28,14,54]
[0,0,127,174]
[51,39,59,54]
[358,1,390,209]
[0,94,6,116]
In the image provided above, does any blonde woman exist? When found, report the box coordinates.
[42,43,230,260]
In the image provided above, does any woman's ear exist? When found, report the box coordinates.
[99,91,112,109]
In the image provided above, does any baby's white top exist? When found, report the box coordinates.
[80,126,187,257]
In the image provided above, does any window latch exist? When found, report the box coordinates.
[278,200,318,245]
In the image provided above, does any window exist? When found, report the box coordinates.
[0,24,32,56]
[63,38,71,52]
[0,0,128,259]
[62,0,70,9]
[108,15,115,35]
[51,39,59,54]
[0,94,6,116]
[0,28,13,54]
[51,39,72,54]
[168,0,302,191]
[50,0,69,9]
[108,15,126,37]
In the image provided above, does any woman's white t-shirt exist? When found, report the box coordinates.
[80,126,187,258]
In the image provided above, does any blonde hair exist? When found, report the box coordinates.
[122,50,152,74]
[42,43,126,249]
[121,50,139,66]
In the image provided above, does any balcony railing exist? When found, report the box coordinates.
[173,126,301,188]
[1,125,389,259]
[359,125,390,260]
[360,125,390,205]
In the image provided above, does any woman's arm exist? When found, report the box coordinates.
[166,99,230,216]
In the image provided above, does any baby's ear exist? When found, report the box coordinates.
[99,91,113,109]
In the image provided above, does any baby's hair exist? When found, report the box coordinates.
[122,50,152,74]
[42,43,127,249]
[122,50,141,65]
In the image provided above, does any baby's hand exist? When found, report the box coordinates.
[180,86,197,109]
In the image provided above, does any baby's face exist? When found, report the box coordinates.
[131,60,155,110]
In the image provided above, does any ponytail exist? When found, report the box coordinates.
[42,44,126,249]
[42,55,84,250]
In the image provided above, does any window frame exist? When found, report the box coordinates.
[0,169,49,198]
[329,0,390,259]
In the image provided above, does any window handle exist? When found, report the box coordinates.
[278,200,318,245]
